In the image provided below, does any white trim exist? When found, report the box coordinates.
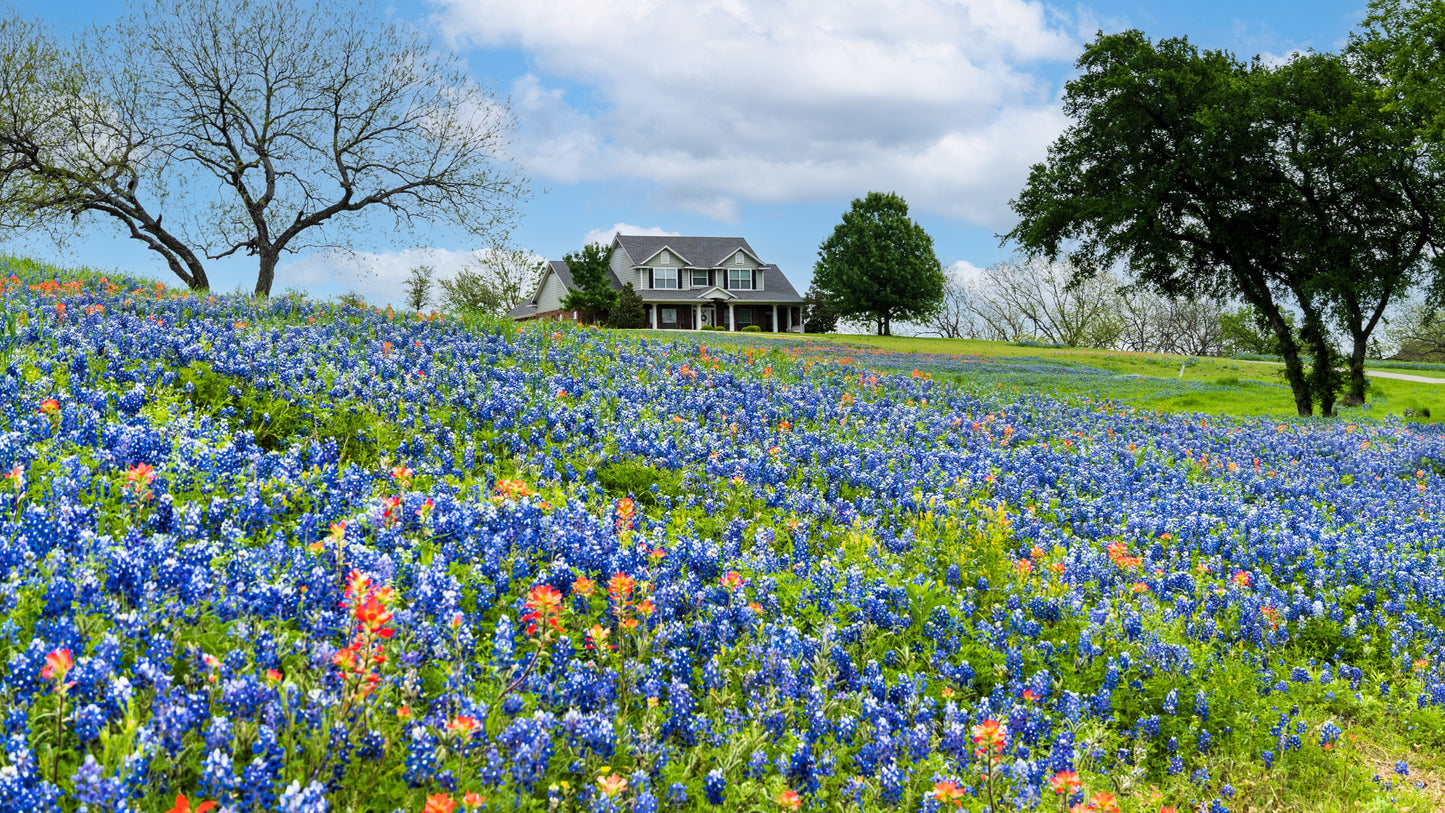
[635,244,693,268]
[720,245,764,267]
[695,286,735,300]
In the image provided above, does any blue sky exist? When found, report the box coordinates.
[5,0,1370,303]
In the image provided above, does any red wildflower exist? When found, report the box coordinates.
[165,794,218,813]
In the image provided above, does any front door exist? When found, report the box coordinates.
[699,308,712,327]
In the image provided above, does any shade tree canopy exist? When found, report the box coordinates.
[1006,31,1444,416]
[812,192,945,336]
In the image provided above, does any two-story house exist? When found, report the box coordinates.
[509,234,806,331]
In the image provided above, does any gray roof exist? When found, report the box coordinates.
[546,259,575,289]
[514,239,805,319]
[634,264,802,303]
[615,235,763,269]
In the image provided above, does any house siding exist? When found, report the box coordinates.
[536,271,569,312]
[609,243,632,279]
[727,250,760,270]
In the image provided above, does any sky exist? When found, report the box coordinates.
[4,0,1371,305]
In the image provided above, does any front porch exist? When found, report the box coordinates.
[642,302,803,332]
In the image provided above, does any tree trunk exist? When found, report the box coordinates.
[1347,332,1369,405]
[255,251,279,297]
[1264,308,1313,417]
[1301,312,1338,417]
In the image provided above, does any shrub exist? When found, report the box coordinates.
[741,324,762,333]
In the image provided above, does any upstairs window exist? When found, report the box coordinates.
[692,269,709,288]
[653,267,678,290]
[734,252,745,265]
[659,249,670,264]
[728,268,752,290]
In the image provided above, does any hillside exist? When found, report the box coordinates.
[1,258,1444,812]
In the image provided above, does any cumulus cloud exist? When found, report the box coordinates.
[582,222,680,247]
[276,246,542,306]
[435,0,1082,226]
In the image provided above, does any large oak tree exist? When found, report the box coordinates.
[813,191,944,336]
[1006,31,1442,415]
[0,0,525,296]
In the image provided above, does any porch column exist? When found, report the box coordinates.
[728,303,735,331]
[772,304,779,333]
[694,304,701,331]
[649,304,657,329]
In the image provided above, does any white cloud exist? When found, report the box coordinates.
[276,246,542,306]
[948,258,989,283]
[436,0,1081,226]
[582,222,680,247]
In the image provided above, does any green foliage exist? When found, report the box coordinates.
[1219,306,1291,356]
[402,264,433,312]
[1356,0,1445,146]
[561,242,619,321]
[439,267,507,317]
[740,324,762,333]
[169,361,400,466]
[812,191,944,336]
[802,283,839,334]
[1006,32,1442,417]
[593,459,686,507]
[606,282,646,329]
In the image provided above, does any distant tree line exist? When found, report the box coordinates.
[915,256,1287,358]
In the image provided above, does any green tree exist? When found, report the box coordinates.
[438,269,505,316]
[1259,51,1445,404]
[1005,32,1438,416]
[402,265,434,312]
[561,243,618,322]
[607,283,646,329]
[1356,0,1445,146]
[802,283,840,334]
[1218,307,1294,356]
[813,192,944,336]
[0,0,525,296]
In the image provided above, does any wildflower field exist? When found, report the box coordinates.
[5,259,1445,813]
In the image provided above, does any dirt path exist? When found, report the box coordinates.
[1233,358,1445,384]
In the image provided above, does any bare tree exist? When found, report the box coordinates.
[1158,296,1228,356]
[974,257,1123,347]
[923,268,984,339]
[0,0,526,296]
[1114,286,1229,355]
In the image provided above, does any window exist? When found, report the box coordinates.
[653,268,678,290]
[660,249,670,264]
[692,269,709,288]
[734,252,745,265]
[728,268,752,290]
[734,307,753,327]
[660,307,677,328]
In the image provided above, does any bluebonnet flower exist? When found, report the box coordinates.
[704,769,726,804]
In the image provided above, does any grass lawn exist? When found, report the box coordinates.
[642,330,1445,422]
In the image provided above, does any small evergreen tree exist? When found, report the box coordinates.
[607,283,646,329]
[561,243,619,321]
